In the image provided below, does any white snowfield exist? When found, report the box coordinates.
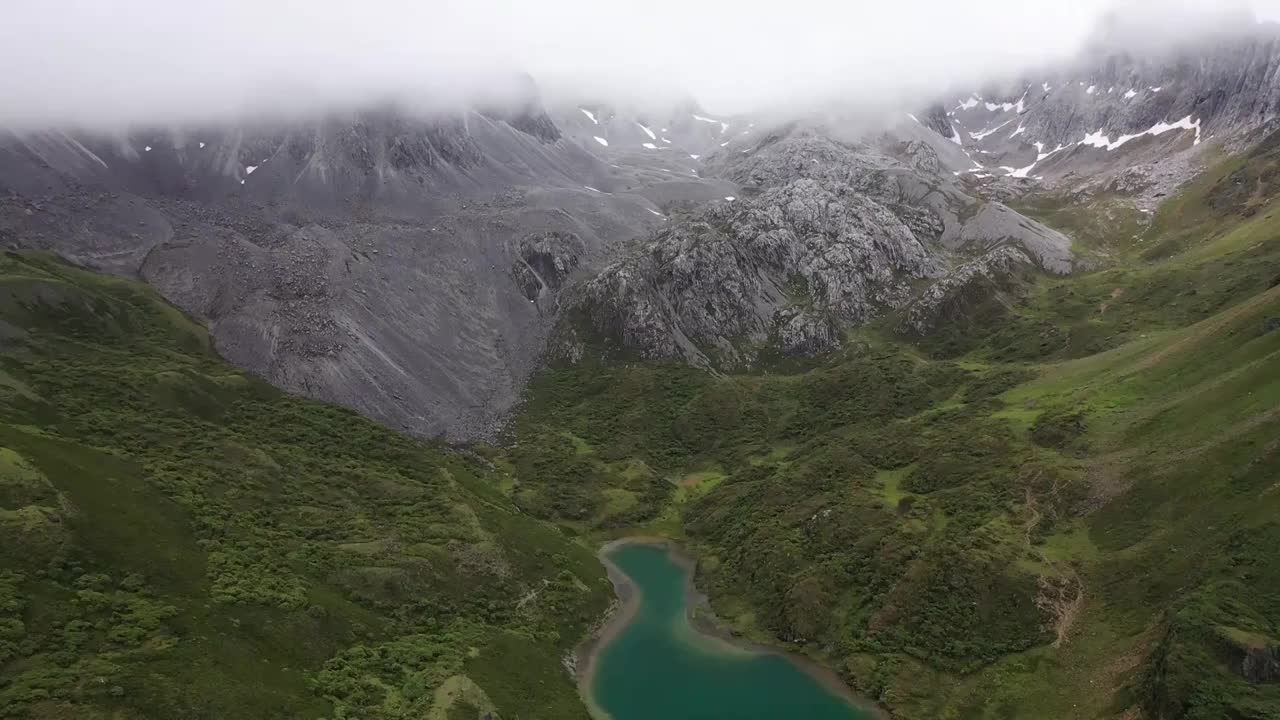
[1080,115,1201,151]
[970,117,1016,141]
[642,142,658,149]
[581,108,598,124]
[994,115,1199,180]
[637,123,656,140]
[594,136,609,147]
[245,165,258,175]
[1124,89,1138,99]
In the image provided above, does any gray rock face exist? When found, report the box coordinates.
[561,130,1070,365]
[953,203,1073,274]
[16,21,1280,438]
[895,246,1035,338]
[0,94,737,440]
[511,231,585,303]
[774,307,840,355]
[1238,643,1280,684]
[573,176,939,366]
[923,19,1280,200]
[553,97,766,163]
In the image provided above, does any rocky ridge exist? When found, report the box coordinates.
[555,131,1072,366]
[0,93,734,440]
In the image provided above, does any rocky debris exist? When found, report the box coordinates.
[568,176,941,366]
[510,230,585,303]
[773,307,839,355]
[719,132,1072,273]
[895,246,1035,337]
[915,18,1280,203]
[901,139,941,175]
[0,90,724,441]
[561,127,1078,367]
[954,202,1073,275]
[717,131,892,189]
[921,104,953,139]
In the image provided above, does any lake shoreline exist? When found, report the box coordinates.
[574,535,888,720]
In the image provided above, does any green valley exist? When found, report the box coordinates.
[0,253,610,719]
[510,135,1280,719]
[1,125,1279,720]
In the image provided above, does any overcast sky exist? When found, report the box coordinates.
[2,0,1279,129]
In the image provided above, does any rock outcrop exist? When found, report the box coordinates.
[895,246,1036,338]
[0,92,731,440]
[560,131,1071,366]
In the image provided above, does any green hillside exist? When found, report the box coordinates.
[512,137,1280,719]
[0,253,609,720]
[2,133,1278,719]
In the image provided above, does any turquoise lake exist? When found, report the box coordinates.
[590,542,873,720]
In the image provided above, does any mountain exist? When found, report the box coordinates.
[514,120,1280,720]
[925,17,1280,201]
[0,251,609,719]
[508,17,1280,720]
[555,128,1071,366]
[0,86,736,440]
[2,10,1280,720]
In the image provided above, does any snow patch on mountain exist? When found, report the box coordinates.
[1080,115,1200,151]
[970,117,1017,140]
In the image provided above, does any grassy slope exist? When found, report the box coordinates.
[0,252,610,720]
[3,133,1277,720]
[512,138,1280,718]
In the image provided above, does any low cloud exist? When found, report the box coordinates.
[2,0,1277,129]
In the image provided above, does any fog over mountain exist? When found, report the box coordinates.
[5,0,1279,129]
[5,2,1280,718]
